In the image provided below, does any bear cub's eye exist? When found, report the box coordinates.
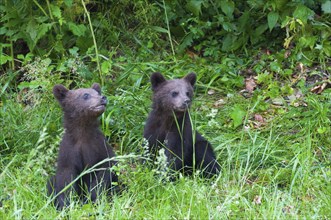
[186,92,190,96]
[83,93,90,100]
[171,91,179,97]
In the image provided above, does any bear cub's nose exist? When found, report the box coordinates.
[101,96,107,105]
[184,99,191,105]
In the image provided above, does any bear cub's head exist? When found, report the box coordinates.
[151,72,196,113]
[53,83,107,118]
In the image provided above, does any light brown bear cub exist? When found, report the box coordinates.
[47,83,118,210]
[144,72,220,179]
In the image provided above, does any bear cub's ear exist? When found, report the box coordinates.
[151,72,166,91]
[92,83,101,94]
[184,72,196,87]
[53,84,69,102]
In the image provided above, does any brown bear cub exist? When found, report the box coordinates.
[47,83,118,210]
[144,72,220,178]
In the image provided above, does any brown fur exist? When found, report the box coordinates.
[144,72,220,178]
[47,83,118,210]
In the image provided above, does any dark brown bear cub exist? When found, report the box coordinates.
[144,72,220,178]
[47,83,118,210]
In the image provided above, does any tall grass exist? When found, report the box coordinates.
[1,58,331,219]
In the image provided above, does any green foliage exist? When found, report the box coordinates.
[1,0,86,58]
[230,104,246,128]
[1,54,331,218]
[0,0,164,75]
[164,0,331,64]
[1,0,331,219]
[1,0,330,77]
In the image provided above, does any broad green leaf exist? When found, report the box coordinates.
[78,65,92,79]
[230,105,246,128]
[101,61,110,73]
[221,34,233,51]
[268,83,281,99]
[18,80,47,90]
[151,26,168,33]
[26,20,37,50]
[0,43,11,48]
[322,1,331,13]
[281,16,292,28]
[221,75,229,82]
[322,41,331,56]
[238,11,250,30]
[267,11,279,31]
[50,5,62,19]
[257,72,272,84]
[282,69,293,77]
[64,0,73,7]
[280,85,293,95]
[179,33,193,52]
[0,54,12,65]
[298,36,317,49]
[26,21,37,42]
[275,0,288,10]
[36,23,52,42]
[69,47,79,56]
[222,22,235,32]
[147,40,154,49]
[54,40,65,52]
[251,24,268,44]
[317,127,327,134]
[270,61,281,73]
[293,4,314,24]
[186,0,203,17]
[0,27,7,35]
[68,22,87,37]
[43,58,52,66]
[221,0,235,18]
[255,23,268,36]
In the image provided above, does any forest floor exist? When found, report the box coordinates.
[0,52,331,219]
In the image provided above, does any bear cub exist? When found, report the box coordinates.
[47,83,118,210]
[144,72,220,178]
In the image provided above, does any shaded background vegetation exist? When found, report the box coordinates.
[1,0,330,69]
[0,0,331,219]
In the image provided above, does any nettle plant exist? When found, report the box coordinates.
[163,0,330,64]
[0,0,165,74]
[281,3,331,65]
[0,0,91,70]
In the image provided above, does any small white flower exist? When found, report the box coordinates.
[153,148,169,182]
[207,108,218,118]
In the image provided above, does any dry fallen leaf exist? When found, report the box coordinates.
[245,76,257,93]
[310,82,331,94]
[282,205,294,214]
[186,50,198,59]
[213,98,225,107]
[265,49,271,55]
[254,114,264,123]
[208,89,215,95]
[284,50,291,58]
[272,98,284,106]
[298,62,305,74]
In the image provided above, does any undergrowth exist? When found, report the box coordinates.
[1,1,331,219]
[1,55,331,219]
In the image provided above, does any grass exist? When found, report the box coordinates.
[0,55,331,219]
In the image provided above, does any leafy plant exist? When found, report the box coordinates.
[1,1,331,219]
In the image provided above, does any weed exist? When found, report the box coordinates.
[1,1,331,218]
